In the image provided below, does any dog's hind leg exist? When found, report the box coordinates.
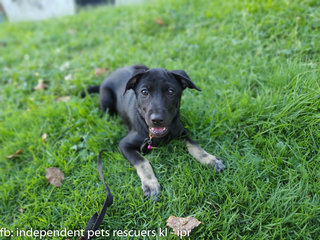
[99,86,116,114]
[185,136,225,172]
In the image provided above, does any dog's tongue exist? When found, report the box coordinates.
[152,127,166,131]
[150,127,167,135]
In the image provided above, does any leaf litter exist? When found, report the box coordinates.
[46,167,65,187]
[94,67,109,77]
[34,79,48,91]
[166,215,201,237]
[5,149,23,159]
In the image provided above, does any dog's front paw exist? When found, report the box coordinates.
[186,140,226,172]
[142,179,161,201]
[212,156,225,172]
[203,154,225,172]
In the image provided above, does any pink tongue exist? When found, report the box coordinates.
[153,127,165,131]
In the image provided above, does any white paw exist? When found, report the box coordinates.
[142,179,161,201]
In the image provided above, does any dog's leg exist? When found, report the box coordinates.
[185,137,225,172]
[99,86,116,114]
[119,132,161,200]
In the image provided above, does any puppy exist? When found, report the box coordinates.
[83,64,225,199]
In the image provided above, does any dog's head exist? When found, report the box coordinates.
[124,67,200,138]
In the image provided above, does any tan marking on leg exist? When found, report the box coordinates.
[136,160,156,182]
[186,141,215,164]
[186,140,225,171]
[135,159,161,198]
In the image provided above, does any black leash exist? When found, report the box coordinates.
[82,150,113,240]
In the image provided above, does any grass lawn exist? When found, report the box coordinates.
[1,0,320,239]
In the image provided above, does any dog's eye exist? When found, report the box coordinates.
[168,88,175,95]
[141,89,149,95]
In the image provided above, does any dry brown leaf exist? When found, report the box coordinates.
[0,41,7,47]
[18,207,24,213]
[59,61,70,71]
[94,68,109,77]
[46,167,64,187]
[166,215,201,237]
[55,96,71,102]
[34,79,48,91]
[155,18,165,26]
[5,149,23,159]
[68,29,76,35]
[41,133,47,143]
[64,74,73,81]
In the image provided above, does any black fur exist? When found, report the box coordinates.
[83,65,224,199]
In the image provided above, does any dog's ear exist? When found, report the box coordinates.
[124,69,146,95]
[170,70,201,91]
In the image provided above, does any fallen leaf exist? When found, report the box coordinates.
[166,215,201,237]
[59,61,70,71]
[68,29,76,35]
[64,74,72,81]
[18,207,24,213]
[41,133,47,143]
[34,79,48,91]
[55,96,71,102]
[94,68,109,77]
[0,41,7,47]
[5,149,23,159]
[155,18,165,26]
[46,167,64,187]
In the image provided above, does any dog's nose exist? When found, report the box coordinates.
[151,113,164,126]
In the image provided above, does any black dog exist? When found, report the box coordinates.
[83,64,225,199]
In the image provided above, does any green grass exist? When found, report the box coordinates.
[1,0,320,239]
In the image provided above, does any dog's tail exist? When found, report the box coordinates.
[81,85,100,98]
